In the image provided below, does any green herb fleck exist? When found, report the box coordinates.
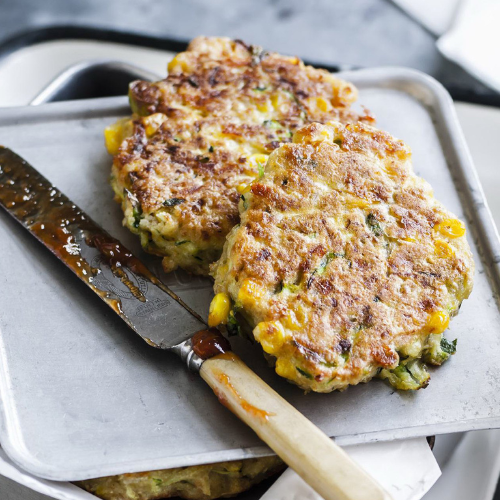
[320,361,337,368]
[334,138,343,147]
[241,194,248,210]
[199,156,210,163]
[263,119,281,129]
[163,198,186,207]
[366,213,383,237]
[280,283,300,293]
[374,295,381,302]
[422,333,456,365]
[226,311,241,337]
[175,240,189,246]
[253,86,267,91]
[208,145,214,153]
[132,205,143,228]
[258,162,265,178]
[153,478,162,487]
[440,337,457,355]
[284,90,299,104]
[317,252,343,275]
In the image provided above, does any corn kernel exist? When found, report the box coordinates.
[208,293,231,327]
[257,102,271,114]
[253,321,286,354]
[345,197,369,209]
[271,93,289,110]
[143,113,167,138]
[381,161,399,177]
[434,219,466,238]
[275,358,296,380]
[428,311,450,334]
[246,154,268,178]
[236,183,251,194]
[249,154,268,167]
[104,118,133,155]
[435,239,455,258]
[305,96,333,115]
[167,54,189,73]
[316,97,332,113]
[237,279,265,308]
[295,305,307,325]
[283,311,301,330]
[320,128,334,142]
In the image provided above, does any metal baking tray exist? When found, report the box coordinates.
[0,66,499,482]
[29,59,161,105]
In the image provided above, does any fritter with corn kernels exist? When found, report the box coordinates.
[210,121,474,392]
[105,36,372,274]
[76,456,284,500]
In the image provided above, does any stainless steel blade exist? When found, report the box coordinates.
[0,146,206,348]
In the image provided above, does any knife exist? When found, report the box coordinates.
[0,146,391,500]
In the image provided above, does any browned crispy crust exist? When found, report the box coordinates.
[109,37,373,274]
[211,121,474,392]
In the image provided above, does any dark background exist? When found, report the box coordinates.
[0,0,497,106]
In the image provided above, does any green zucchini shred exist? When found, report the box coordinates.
[316,252,344,275]
[163,198,186,207]
[263,119,281,129]
[240,194,249,210]
[296,367,314,379]
[366,213,383,237]
[379,358,430,390]
[280,282,300,294]
[226,311,242,337]
[258,162,265,178]
[132,205,143,228]
[422,333,457,366]
[320,361,337,368]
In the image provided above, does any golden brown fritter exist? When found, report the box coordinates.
[105,37,372,274]
[76,456,284,500]
[210,121,474,392]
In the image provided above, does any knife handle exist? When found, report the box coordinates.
[200,352,392,500]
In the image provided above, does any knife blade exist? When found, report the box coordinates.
[0,145,207,353]
[0,145,392,500]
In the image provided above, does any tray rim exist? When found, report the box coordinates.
[29,59,162,106]
[0,66,499,481]
[2,25,500,108]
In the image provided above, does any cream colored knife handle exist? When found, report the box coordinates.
[200,353,393,500]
